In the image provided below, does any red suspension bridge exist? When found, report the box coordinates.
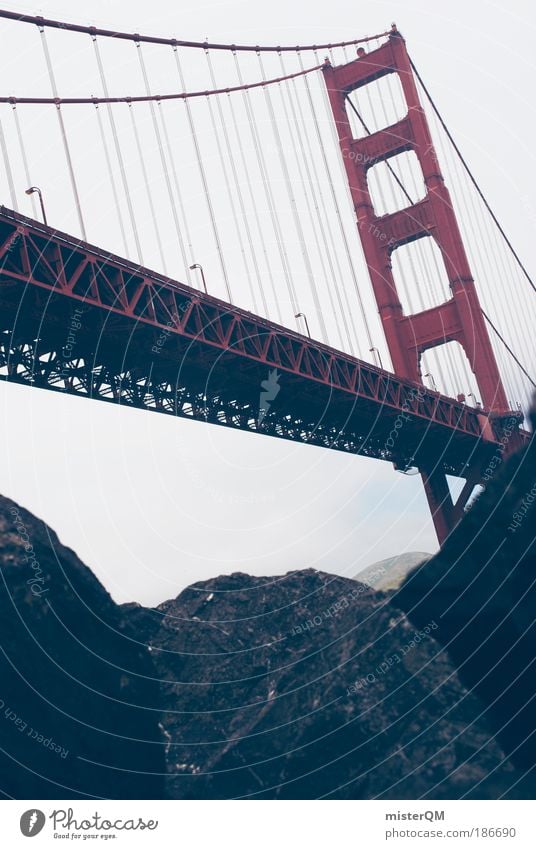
[0,12,533,542]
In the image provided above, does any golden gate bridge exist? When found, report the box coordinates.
[0,11,533,542]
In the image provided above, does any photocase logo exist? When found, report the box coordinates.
[258,368,281,425]
[20,809,46,837]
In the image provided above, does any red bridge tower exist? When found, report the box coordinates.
[323,27,512,542]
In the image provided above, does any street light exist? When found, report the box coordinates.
[25,186,47,226]
[467,393,481,408]
[295,312,311,338]
[369,346,384,370]
[189,263,208,294]
[424,372,438,392]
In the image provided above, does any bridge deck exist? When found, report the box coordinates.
[0,206,515,476]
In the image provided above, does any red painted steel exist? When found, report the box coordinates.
[0,205,525,543]
[0,206,486,434]
[322,28,509,414]
[0,205,520,477]
[321,27,520,542]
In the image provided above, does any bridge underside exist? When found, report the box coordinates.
[0,207,521,539]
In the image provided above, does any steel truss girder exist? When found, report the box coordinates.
[0,205,492,444]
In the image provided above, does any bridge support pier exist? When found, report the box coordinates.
[419,462,485,545]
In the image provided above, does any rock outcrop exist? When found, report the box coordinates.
[0,498,165,799]
[394,418,536,773]
[1,410,534,800]
[127,569,525,799]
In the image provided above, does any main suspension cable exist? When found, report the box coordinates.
[0,10,389,52]
[410,56,536,296]
[409,60,535,393]
[1,63,327,105]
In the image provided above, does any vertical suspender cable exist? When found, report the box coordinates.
[434,116,529,406]
[204,48,262,314]
[0,115,18,210]
[278,52,355,354]
[173,48,232,302]
[234,51,300,322]
[93,37,143,264]
[12,106,35,214]
[225,86,281,322]
[285,55,359,355]
[306,51,374,355]
[412,66,535,405]
[12,106,35,215]
[94,103,130,259]
[421,81,530,406]
[411,58,536,295]
[39,27,86,239]
[313,48,376,356]
[257,52,328,342]
[127,103,168,274]
[135,41,192,284]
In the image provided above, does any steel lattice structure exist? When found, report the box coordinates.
[0,24,528,543]
[0,205,524,540]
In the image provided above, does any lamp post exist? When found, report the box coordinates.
[295,312,311,338]
[189,263,208,294]
[25,186,47,226]
[369,346,384,370]
[424,371,438,392]
[467,392,481,408]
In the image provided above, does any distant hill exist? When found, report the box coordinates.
[353,551,431,591]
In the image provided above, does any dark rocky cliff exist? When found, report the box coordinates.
[394,411,536,774]
[0,498,165,799]
[126,569,525,799]
[0,412,534,799]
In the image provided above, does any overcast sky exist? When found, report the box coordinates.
[0,0,534,606]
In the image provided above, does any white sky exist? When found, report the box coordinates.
[0,0,534,605]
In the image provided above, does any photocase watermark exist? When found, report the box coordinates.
[368,220,396,249]
[346,620,438,695]
[384,385,427,454]
[9,506,49,597]
[58,308,84,382]
[151,300,192,356]
[258,368,281,426]
[20,807,159,837]
[290,568,386,637]
[20,809,46,837]
[0,231,23,275]
[50,807,158,833]
[482,415,520,483]
[5,230,21,254]
[0,699,69,758]
[151,320,174,355]
[342,146,375,167]
[507,482,536,533]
